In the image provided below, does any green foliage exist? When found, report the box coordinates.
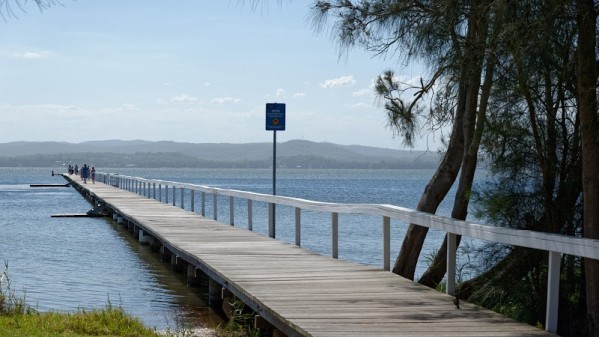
[217,299,260,337]
[0,261,32,316]
[0,261,183,337]
[0,308,162,337]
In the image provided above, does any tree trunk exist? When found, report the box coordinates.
[391,93,466,279]
[418,5,493,288]
[576,1,599,336]
[392,2,494,280]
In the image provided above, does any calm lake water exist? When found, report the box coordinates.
[0,167,486,329]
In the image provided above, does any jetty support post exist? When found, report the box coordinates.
[208,279,223,309]
[170,254,184,273]
[138,229,151,245]
[186,264,204,288]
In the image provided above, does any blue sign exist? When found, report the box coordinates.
[266,103,286,131]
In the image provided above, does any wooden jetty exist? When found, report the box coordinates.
[61,173,597,337]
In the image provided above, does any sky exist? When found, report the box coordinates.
[1,0,437,150]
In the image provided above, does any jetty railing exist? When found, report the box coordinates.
[95,172,598,333]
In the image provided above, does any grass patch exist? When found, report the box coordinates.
[1,261,162,337]
[0,306,162,337]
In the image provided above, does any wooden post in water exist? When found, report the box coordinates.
[186,264,202,288]
[138,229,151,245]
[208,279,223,310]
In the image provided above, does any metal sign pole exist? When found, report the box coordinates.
[265,102,285,239]
[270,130,276,238]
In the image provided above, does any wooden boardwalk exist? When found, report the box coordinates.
[64,175,556,337]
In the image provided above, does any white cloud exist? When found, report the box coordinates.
[293,92,306,98]
[204,82,211,86]
[156,98,168,105]
[275,88,286,98]
[352,88,371,97]
[346,102,372,108]
[211,97,241,104]
[171,94,197,103]
[1,50,53,59]
[119,103,139,111]
[3,103,90,119]
[396,75,422,87]
[319,75,356,88]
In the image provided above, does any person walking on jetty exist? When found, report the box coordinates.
[81,164,90,184]
[91,166,96,184]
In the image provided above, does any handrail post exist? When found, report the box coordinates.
[229,196,234,226]
[383,216,390,271]
[190,190,195,212]
[201,192,206,216]
[165,185,169,204]
[180,188,184,209]
[332,212,338,259]
[295,207,301,246]
[158,184,162,202]
[247,199,253,230]
[545,251,561,333]
[153,183,156,200]
[213,194,218,220]
[446,233,457,295]
[268,203,275,238]
[172,186,176,206]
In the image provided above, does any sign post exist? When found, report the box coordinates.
[265,103,286,238]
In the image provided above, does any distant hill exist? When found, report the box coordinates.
[0,139,442,169]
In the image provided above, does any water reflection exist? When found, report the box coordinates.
[104,219,223,329]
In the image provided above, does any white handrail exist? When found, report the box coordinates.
[96,171,598,334]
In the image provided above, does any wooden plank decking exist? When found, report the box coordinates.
[64,175,556,337]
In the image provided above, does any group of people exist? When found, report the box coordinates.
[67,164,96,184]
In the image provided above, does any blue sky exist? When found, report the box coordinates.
[1,1,436,150]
